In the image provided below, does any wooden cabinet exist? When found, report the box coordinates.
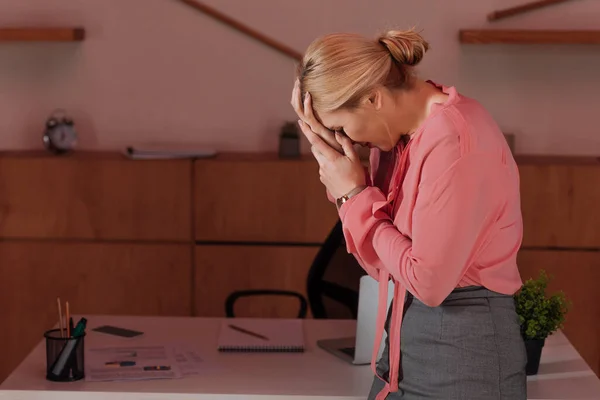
[0,241,191,382]
[518,159,600,248]
[194,154,339,243]
[0,152,598,381]
[517,250,600,376]
[0,152,193,383]
[517,157,600,375]
[194,245,318,318]
[0,153,191,241]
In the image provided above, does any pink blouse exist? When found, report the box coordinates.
[334,82,524,399]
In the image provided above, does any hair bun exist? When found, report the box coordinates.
[378,29,429,67]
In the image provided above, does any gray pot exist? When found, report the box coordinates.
[279,136,300,158]
[524,338,545,375]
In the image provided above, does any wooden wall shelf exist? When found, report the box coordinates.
[459,29,600,44]
[0,28,85,42]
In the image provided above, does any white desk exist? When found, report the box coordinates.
[1,315,599,399]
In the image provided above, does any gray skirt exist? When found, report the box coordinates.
[368,286,527,400]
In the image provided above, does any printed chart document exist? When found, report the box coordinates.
[171,345,204,377]
[85,345,186,382]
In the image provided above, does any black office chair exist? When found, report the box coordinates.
[224,220,365,319]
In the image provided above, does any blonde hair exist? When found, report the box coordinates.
[298,28,429,113]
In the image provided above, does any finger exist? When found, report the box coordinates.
[302,93,324,132]
[299,120,340,161]
[303,92,329,136]
[299,120,319,143]
[336,132,359,162]
[303,92,316,125]
[311,145,328,166]
[291,80,302,116]
[302,93,343,151]
[290,79,303,117]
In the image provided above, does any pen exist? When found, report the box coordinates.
[228,324,269,341]
[143,365,171,371]
[106,361,136,367]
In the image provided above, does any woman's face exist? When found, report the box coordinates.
[317,89,401,152]
[314,81,449,152]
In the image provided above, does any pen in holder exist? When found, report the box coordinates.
[44,317,87,382]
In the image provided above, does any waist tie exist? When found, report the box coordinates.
[371,270,405,400]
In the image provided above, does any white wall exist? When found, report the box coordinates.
[0,0,598,155]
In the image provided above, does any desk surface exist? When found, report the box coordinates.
[1,315,599,400]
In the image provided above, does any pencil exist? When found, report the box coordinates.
[57,298,64,338]
[228,324,269,341]
[66,301,70,337]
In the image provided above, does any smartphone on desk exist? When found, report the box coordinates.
[92,325,144,338]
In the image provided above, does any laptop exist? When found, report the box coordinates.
[317,275,394,365]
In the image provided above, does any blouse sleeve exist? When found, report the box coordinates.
[323,165,379,279]
[338,149,506,307]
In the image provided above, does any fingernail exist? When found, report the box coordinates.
[305,92,310,100]
[298,120,302,127]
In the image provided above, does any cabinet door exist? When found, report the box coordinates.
[517,250,600,376]
[519,163,600,248]
[194,156,339,243]
[0,155,191,241]
[0,242,192,383]
[194,245,318,318]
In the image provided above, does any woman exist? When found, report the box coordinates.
[291,29,527,399]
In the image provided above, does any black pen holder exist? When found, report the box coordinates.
[44,328,85,382]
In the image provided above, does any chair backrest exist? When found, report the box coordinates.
[306,220,365,319]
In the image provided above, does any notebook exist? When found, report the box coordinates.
[217,318,305,353]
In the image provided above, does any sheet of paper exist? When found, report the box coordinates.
[85,345,182,382]
[171,345,204,376]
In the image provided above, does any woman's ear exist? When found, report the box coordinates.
[364,89,383,111]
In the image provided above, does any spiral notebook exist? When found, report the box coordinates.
[217,318,304,353]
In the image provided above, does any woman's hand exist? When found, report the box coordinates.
[290,79,343,153]
[298,120,366,199]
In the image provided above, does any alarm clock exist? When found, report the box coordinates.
[43,109,78,154]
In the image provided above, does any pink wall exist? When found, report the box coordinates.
[0,0,598,155]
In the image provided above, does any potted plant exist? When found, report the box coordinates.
[514,269,570,375]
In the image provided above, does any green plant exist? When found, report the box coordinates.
[514,270,571,340]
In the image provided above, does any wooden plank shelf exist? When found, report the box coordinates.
[459,29,600,45]
[0,27,85,42]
